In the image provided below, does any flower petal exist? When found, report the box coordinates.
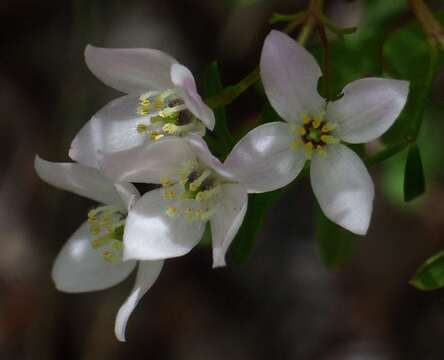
[85,45,177,94]
[327,78,409,143]
[170,63,215,130]
[115,260,163,342]
[35,156,123,206]
[186,134,234,180]
[260,30,325,123]
[211,184,248,268]
[223,122,306,193]
[52,222,136,293]
[115,182,140,212]
[123,188,206,260]
[101,137,195,183]
[69,95,149,168]
[310,144,374,235]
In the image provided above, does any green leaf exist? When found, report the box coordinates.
[311,0,407,98]
[403,144,426,202]
[382,13,443,144]
[229,190,283,264]
[411,249,444,290]
[203,62,234,157]
[315,208,355,270]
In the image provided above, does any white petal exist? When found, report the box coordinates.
[186,134,234,180]
[115,260,163,342]
[85,45,177,94]
[211,184,248,268]
[170,63,215,130]
[101,137,195,183]
[260,30,325,123]
[327,78,409,143]
[310,144,374,235]
[35,156,123,206]
[223,122,306,193]
[69,95,149,168]
[52,222,136,293]
[123,188,206,260]
[115,182,140,212]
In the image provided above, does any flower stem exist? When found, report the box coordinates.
[408,0,444,50]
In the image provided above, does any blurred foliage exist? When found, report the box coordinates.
[403,144,425,202]
[411,249,444,290]
[315,207,355,270]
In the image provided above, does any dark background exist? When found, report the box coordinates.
[1,0,444,359]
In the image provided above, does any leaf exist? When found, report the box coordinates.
[203,62,234,157]
[315,207,355,270]
[410,249,444,290]
[382,13,443,144]
[311,0,407,98]
[228,189,283,264]
[403,144,425,202]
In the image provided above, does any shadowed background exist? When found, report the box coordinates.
[1,0,444,359]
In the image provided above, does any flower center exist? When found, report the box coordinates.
[136,90,204,140]
[291,112,338,158]
[87,205,126,262]
[160,161,221,222]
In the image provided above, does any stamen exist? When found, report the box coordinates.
[163,188,177,200]
[189,170,212,191]
[195,184,220,202]
[136,123,149,134]
[166,206,177,218]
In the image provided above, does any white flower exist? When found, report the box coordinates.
[224,30,409,235]
[70,46,215,168]
[34,156,163,341]
[101,135,281,267]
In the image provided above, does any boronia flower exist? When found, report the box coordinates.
[69,46,215,168]
[34,156,163,341]
[224,30,409,235]
[101,135,280,267]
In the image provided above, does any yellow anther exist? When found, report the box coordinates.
[184,207,195,220]
[297,127,306,136]
[292,139,304,149]
[91,239,102,249]
[166,206,177,218]
[137,107,149,116]
[149,132,164,141]
[312,118,321,129]
[162,123,178,134]
[137,123,149,134]
[153,98,164,109]
[163,189,177,200]
[195,208,212,221]
[302,113,311,124]
[321,122,336,133]
[102,251,116,262]
[316,145,327,156]
[160,177,174,187]
[90,225,101,236]
[321,135,339,144]
[304,142,314,159]
[304,142,313,151]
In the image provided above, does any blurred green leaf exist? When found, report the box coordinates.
[311,0,406,98]
[382,13,443,144]
[229,189,283,264]
[411,249,444,290]
[404,144,425,202]
[315,208,355,270]
[203,62,234,157]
